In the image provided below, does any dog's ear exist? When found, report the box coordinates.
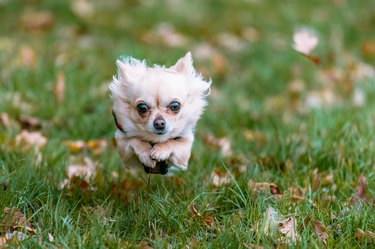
[116,56,146,83]
[171,52,194,74]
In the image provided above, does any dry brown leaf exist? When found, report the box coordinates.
[64,140,86,152]
[59,176,90,192]
[71,0,95,18]
[355,228,375,243]
[211,168,231,187]
[19,46,37,67]
[64,139,108,154]
[67,156,96,181]
[20,10,55,31]
[248,180,281,195]
[140,23,187,48]
[15,130,47,152]
[2,207,27,227]
[18,115,45,130]
[242,27,260,43]
[211,54,227,76]
[188,203,215,228]
[361,40,375,57]
[1,207,35,236]
[54,72,65,103]
[351,173,371,205]
[243,130,267,144]
[0,113,11,128]
[321,173,334,186]
[313,220,328,245]
[0,236,6,246]
[204,216,214,227]
[311,168,319,192]
[188,203,202,218]
[279,217,300,243]
[217,33,245,52]
[204,134,232,157]
[138,240,153,249]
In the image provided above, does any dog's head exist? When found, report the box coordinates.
[109,52,211,142]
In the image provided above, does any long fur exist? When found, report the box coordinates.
[109,52,211,170]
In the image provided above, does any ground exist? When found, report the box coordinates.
[0,0,374,248]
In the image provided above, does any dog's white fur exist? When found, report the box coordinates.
[109,52,211,170]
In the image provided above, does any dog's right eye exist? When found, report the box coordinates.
[136,103,149,114]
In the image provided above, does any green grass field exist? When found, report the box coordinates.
[1,0,374,248]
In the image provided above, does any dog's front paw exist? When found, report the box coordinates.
[139,154,157,168]
[150,144,171,162]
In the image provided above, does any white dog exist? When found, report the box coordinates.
[109,52,211,173]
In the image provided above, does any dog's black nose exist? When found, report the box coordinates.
[153,116,166,130]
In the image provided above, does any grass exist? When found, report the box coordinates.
[1,0,375,248]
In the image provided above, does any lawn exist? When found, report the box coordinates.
[0,0,374,248]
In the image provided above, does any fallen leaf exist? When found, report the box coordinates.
[351,173,371,205]
[361,40,375,57]
[188,203,202,218]
[311,168,319,192]
[64,139,108,155]
[292,28,318,55]
[217,33,245,52]
[71,0,95,19]
[64,140,86,152]
[204,216,214,227]
[248,180,281,195]
[188,203,214,228]
[243,130,267,144]
[204,134,232,157]
[67,156,96,181]
[20,10,55,31]
[279,217,300,243]
[138,240,153,249]
[305,88,337,109]
[19,46,37,67]
[140,23,188,48]
[262,206,279,235]
[321,173,334,186]
[15,130,47,152]
[292,28,320,64]
[241,27,260,43]
[352,88,365,107]
[18,115,45,130]
[211,168,231,187]
[1,207,35,236]
[48,233,55,243]
[54,72,65,103]
[0,112,11,128]
[313,220,328,245]
[86,139,108,155]
[0,236,6,246]
[355,228,375,243]
[193,43,216,61]
[211,54,227,76]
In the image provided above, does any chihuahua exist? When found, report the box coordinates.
[109,52,211,172]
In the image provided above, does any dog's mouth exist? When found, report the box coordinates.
[154,131,167,135]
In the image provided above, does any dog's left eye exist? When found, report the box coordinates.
[168,101,181,112]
